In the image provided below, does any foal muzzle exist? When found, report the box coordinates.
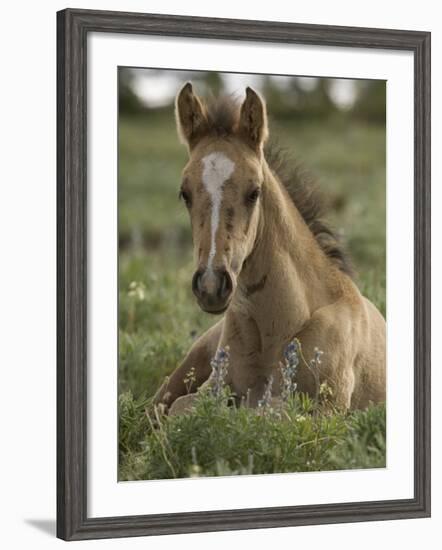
[192,267,234,314]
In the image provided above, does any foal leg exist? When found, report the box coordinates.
[294,300,357,410]
[152,319,223,412]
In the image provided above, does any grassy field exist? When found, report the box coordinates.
[118,109,386,481]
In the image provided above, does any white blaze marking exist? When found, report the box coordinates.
[201,152,235,268]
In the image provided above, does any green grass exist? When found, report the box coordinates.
[118,110,386,481]
[119,388,386,481]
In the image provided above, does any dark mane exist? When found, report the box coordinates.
[205,96,354,277]
[205,94,240,137]
[264,142,354,277]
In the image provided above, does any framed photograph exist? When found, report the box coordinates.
[57,8,431,541]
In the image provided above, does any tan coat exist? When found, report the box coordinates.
[153,84,386,414]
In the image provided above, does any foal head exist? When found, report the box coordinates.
[175,83,268,314]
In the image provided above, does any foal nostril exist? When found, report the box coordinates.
[192,268,233,307]
[192,270,203,297]
[218,270,233,300]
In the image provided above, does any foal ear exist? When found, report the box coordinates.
[238,87,269,153]
[175,82,208,150]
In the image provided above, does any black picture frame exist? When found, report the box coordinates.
[57,8,431,541]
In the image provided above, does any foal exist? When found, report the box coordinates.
[153,83,386,413]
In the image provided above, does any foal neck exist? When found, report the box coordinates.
[235,162,342,335]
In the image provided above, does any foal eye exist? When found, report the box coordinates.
[246,188,260,204]
[179,189,192,207]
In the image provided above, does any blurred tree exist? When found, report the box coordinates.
[262,76,292,117]
[189,72,224,98]
[119,68,145,115]
[352,81,386,123]
[203,72,223,96]
[117,68,386,124]
[263,76,338,120]
[301,79,336,118]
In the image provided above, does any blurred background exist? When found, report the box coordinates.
[118,68,386,400]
